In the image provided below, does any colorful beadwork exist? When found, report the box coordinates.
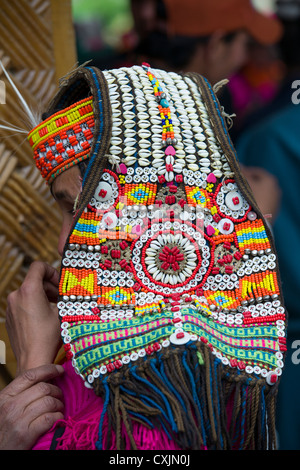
[29,63,287,449]
[55,65,286,385]
[28,96,94,182]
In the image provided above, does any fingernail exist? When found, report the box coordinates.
[55,364,64,374]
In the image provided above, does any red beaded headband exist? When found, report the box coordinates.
[27,96,94,183]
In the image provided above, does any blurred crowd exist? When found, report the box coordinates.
[73,0,300,450]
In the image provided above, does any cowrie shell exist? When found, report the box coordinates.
[111,101,120,109]
[201,167,211,174]
[122,93,134,102]
[150,116,161,125]
[186,155,196,163]
[151,125,162,134]
[152,134,163,143]
[120,84,131,92]
[109,91,119,101]
[200,158,210,166]
[152,150,164,159]
[138,149,151,158]
[111,137,122,145]
[112,118,122,127]
[152,142,163,150]
[110,145,122,155]
[175,149,185,158]
[138,139,150,149]
[139,158,151,166]
[123,111,135,120]
[198,150,209,158]
[124,147,136,156]
[185,146,196,154]
[181,128,193,137]
[124,137,136,147]
[138,129,151,138]
[152,159,164,168]
[194,132,205,140]
[196,141,207,149]
[111,128,122,136]
[137,112,149,121]
[173,163,184,173]
[165,171,174,182]
[124,129,136,137]
[182,138,194,146]
[136,97,147,105]
[166,155,174,165]
[138,120,151,128]
[122,101,134,110]
[106,75,116,84]
[112,109,121,117]
[124,156,136,165]
[124,120,135,129]
[157,166,166,174]
[136,103,147,112]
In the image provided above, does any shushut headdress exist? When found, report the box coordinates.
[17,63,288,449]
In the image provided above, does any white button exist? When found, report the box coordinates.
[266,370,278,385]
[218,218,234,234]
[102,211,118,229]
[225,190,243,211]
[94,182,113,202]
[122,355,130,364]
[170,330,191,345]
[92,369,100,378]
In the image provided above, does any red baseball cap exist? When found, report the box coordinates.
[163,0,283,45]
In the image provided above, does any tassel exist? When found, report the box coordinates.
[92,342,278,450]
[95,381,110,450]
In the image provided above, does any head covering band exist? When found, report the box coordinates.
[27,96,94,182]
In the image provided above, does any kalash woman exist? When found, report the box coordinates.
[3,63,287,450]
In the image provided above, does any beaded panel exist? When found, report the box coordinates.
[58,65,286,388]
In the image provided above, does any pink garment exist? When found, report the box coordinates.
[32,360,180,450]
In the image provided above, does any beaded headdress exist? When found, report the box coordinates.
[27,96,94,182]
[29,64,287,450]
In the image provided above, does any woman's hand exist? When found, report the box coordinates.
[0,364,64,450]
[6,261,62,374]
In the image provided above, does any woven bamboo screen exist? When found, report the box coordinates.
[0,0,77,388]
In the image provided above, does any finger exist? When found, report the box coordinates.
[27,410,65,447]
[21,382,64,412]
[43,281,59,303]
[4,364,64,397]
[24,261,59,289]
[25,393,64,427]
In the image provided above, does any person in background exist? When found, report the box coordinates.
[133,0,282,84]
[132,0,283,222]
[236,0,300,450]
